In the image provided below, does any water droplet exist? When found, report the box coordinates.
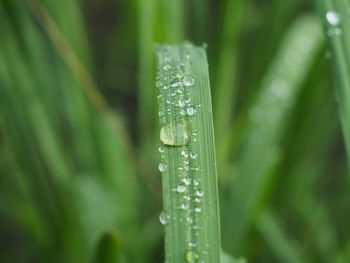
[177,185,186,193]
[195,198,202,203]
[193,180,199,186]
[183,75,195,87]
[186,217,193,223]
[171,82,181,88]
[187,106,197,116]
[156,81,163,88]
[180,203,190,209]
[190,153,197,159]
[159,211,168,225]
[196,190,204,197]
[159,163,167,172]
[176,100,186,107]
[158,147,164,153]
[194,207,202,213]
[184,195,191,201]
[183,178,191,185]
[163,64,172,70]
[160,120,191,146]
[326,11,341,26]
[181,150,189,158]
[186,250,199,263]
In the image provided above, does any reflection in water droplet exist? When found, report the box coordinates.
[159,211,168,225]
[183,75,195,87]
[326,11,341,25]
[160,120,190,146]
[159,163,167,172]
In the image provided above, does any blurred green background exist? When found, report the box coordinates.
[1,0,350,262]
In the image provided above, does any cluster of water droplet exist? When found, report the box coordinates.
[326,10,342,37]
[156,45,208,262]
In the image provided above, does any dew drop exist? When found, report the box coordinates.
[158,147,165,153]
[181,150,189,158]
[187,106,197,116]
[186,250,199,263]
[156,81,163,88]
[177,185,186,193]
[196,190,204,197]
[180,203,190,210]
[159,163,167,172]
[183,75,195,87]
[159,211,168,225]
[163,64,172,71]
[183,178,191,185]
[171,82,181,88]
[194,207,202,213]
[160,120,191,146]
[326,11,341,26]
[176,100,186,107]
[190,152,197,159]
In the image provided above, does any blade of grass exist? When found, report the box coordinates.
[156,43,221,263]
[257,211,305,263]
[314,0,350,166]
[222,15,324,253]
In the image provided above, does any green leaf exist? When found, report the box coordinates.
[156,42,221,263]
[222,15,324,252]
[314,0,350,167]
[93,231,124,263]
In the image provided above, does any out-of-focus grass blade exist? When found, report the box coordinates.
[213,0,245,140]
[221,250,247,263]
[93,231,125,263]
[222,15,324,253]
[156,43,221,263]
[314,0,350,166]
[257,211,304,263]
[138,0,157,148]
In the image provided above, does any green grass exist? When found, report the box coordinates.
[156,43,221,263]
[1,0,350,263]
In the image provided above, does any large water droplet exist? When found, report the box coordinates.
[160,120,191,146]
[159,211,168,225]
[183,75,195,87]
[326,11,341,26]
[159,163,167,172]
